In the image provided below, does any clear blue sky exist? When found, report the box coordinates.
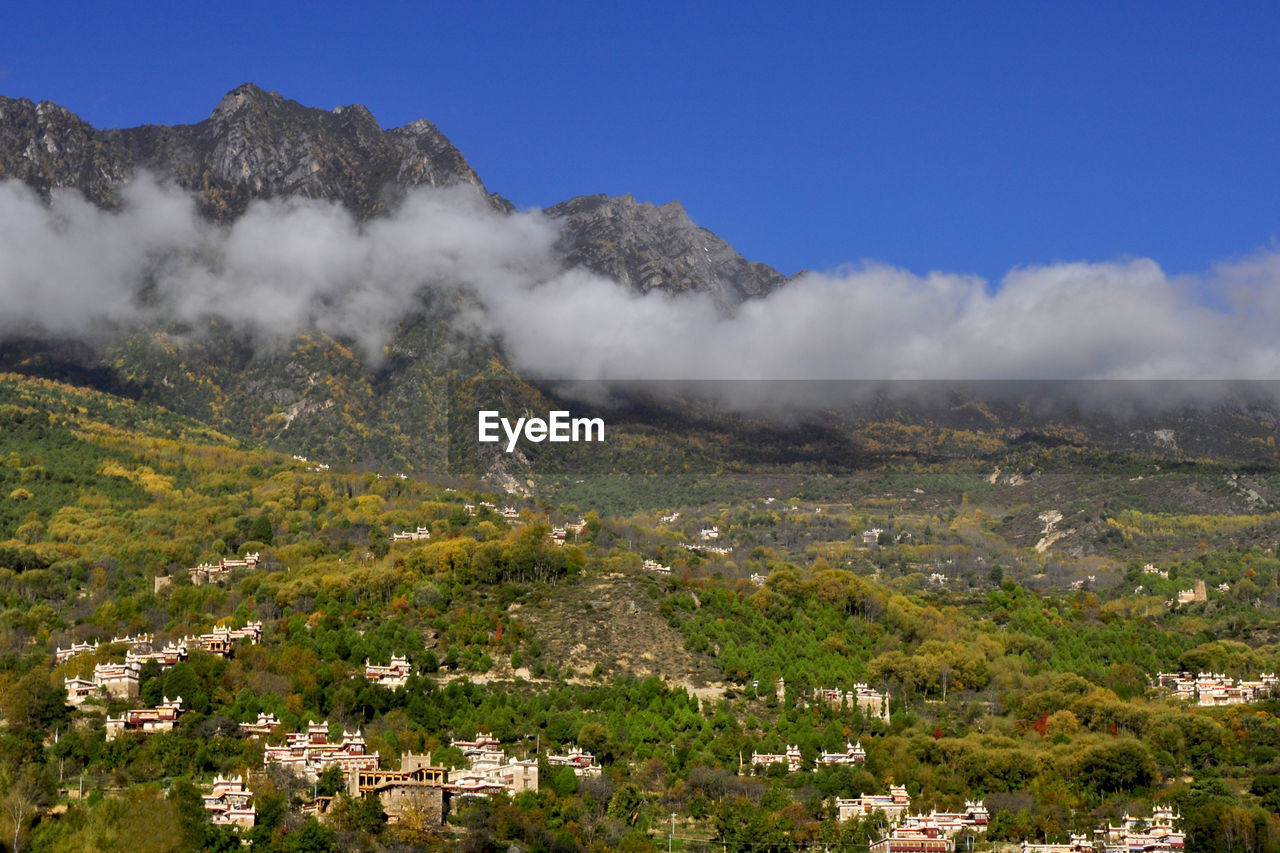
[3,1,1277,283]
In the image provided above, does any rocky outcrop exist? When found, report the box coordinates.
[0,97,132,206]
[0,83,491,220]
[547,193,787,304]
[0,85,782,300]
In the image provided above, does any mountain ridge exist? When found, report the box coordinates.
[0,83,784,299]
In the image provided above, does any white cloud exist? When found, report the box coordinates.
[3,176,1280,392]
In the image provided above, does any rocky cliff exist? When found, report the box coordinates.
[0,83,494,220]
[547,194,787,304]
[0,83,783,299]
[0,84,789,477]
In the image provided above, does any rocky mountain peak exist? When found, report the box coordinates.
[0,87,784,302]
[0,85,489,220]
[546,193,787,303]
[208,82,276,123]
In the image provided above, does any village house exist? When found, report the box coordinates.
[545,746,602,777]
[642,559,671,574]
[1142,563,1170,578]
[63,675,99,707]
[55,640,99,663]
[869,824,953,853]
[699,526,720,540]
[180,621,263,658]
[262,721,379,782]
[1095,804,1185,852]
[365,654,412,689]
[1154,670,1278,705]
[550,527,566,546]
[125,640,188,669]
[683,542,731,556]
[750,573,767,587]
[239,712,280,737]
[390,526,431,542]
[353,754,448,824]
[811,684,891,723]
[897,802,989,838]
[1173,579,1207,606]
[187,552,261,586]
[105,696,183,741]
[863,528,885,547]
[203,775,256,830]
[836,785,912,824]
[447,758,538,798]
[444,731,542,795]
[1018,838,1094,853]
[451,732,505,767]
[92,661,140,699]
[750,744,803,774]
[815,741,866,767]
[659,511,680,523]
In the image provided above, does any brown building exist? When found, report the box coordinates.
[353,754,448,825]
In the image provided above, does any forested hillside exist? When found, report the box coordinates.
[2,373,1280,852]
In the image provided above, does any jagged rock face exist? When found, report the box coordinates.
[0,98,132,206]
[547,193,787,304]
[0,84,782,300]
[0,83,490,220]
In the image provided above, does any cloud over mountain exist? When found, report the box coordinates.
[4,176,1280,386]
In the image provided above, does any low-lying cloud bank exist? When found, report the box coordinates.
[4,176,1280,390]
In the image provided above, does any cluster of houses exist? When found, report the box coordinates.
[463,501,497,516]
[549,519,586,546]
[683,542,732,556]
[254,722,583,827]
[105,696,183,740]
[65,662,146,704]
[642,559,671,575]
[262,721,380,781]
[1019,805,1184,852]
[291,454,329,472]
[186,552,262,586]
[203,775,257,829]
[1153,670,1278,706]
[445,732,539,797]
[832,786,990,852]
[178,622,263,657]
[365,654,413,689]
[546,745,603,777]
[810,684,892,723]
[750,741,866,774]
[55,632,154,663]
[64,624,262,705]
[390,527,431,543]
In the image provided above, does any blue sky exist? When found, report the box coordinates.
[3,1,1278,284]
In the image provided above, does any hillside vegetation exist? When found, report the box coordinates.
[2,374,1280,852]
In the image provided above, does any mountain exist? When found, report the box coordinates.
[5,85,1280,494]
[0,84,796,480]
[546,194,787,305]
[0,83,492,220]
[0,83,781,296]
